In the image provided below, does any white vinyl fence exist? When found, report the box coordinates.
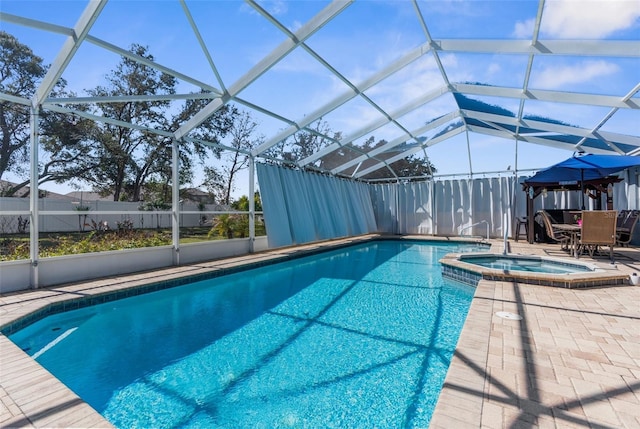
[1,166,637,292]
[0,198,219,234]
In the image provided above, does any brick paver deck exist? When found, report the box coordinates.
[1,236,639,428]
[431,241,640,429]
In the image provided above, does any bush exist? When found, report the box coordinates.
[0,229,172,261]
[0,222,265,262]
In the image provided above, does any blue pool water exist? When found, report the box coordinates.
[460,255,593,274]
[9,240,486,428]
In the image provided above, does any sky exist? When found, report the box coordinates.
[1,0,639,199]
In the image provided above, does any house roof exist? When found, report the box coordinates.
[1,180,73,200]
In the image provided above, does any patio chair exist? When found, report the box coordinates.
[616,210,638,247]
[579,210,617,262]
[514,217,528,241]
[616,209,629,228]
[536,210,570,250]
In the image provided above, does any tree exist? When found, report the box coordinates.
[201,166,225,204]
[171,93,239,204]
[208,214,236,239]
[202,109,262,204]
[0,31,46,194]
[0,31,98,197]
[76,44,177,202]
[267,117,436,179]
[269,118,340,164]
[231,192,263,212]
[207,193,262,240]
[37,101,100,192]
[63,50,239,203]
[319,136,436,180]
[358,139,436,180]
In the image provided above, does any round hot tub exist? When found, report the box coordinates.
[440,252,629,289]
[458,254,593,274]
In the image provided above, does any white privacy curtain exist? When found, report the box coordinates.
[258,165,638,247]
[370,177,520,238]
[257,163,377,248]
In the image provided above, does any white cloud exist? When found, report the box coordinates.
[513,18,535,38]
[240,0,287,17]
[487,62,502,76]
[267,0,288,16]
[289,20,303,33]
[329,104,388,137]
[532,60,619,89]
[363,55,445,110]
[541,0,640,38]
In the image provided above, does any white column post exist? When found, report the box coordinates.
[172,138,180,265]
[248,156,256,252]
[29,106,40,288]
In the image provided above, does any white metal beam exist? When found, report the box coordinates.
[233,96,296,127]
[86,35,223,96]
[413,0,451,87]
[174,97,227,140]
[461,109,640,148]
[453,83,640,109]
[251,89,355,157]
[44,92,217,105]
[465,124,618,154]
[297,84,451,166]
[5,10,635,60]
[252,40,435,157]
[0,12,74,36]
[32,1,106,107]
[176,0,352,141]
[0,93,31,105]
[184,137,252,156]
[179,0,227,92]
[354,126,465,179]
[575,82,640,152]
[171,138,180,265]
[45,104,174,138]
[29,106,40,288]
[432,39,640,57]
[332,111,460,175]
[235,0,352,96]
[514,0,545,171]
[0,11,225,97]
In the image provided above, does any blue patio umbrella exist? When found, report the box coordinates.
[550,154,640,176]
[524,154,640,209]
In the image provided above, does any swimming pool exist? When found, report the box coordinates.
[8,240,487,428]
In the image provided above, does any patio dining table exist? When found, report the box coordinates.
[554,223,581,258]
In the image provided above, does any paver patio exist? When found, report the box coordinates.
[1,236,639,428]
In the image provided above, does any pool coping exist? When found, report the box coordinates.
[1,234,636,428]
[439,252,630,289]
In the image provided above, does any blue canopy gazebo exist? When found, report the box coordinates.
[525,154,640,184]
[522,154,640,243]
